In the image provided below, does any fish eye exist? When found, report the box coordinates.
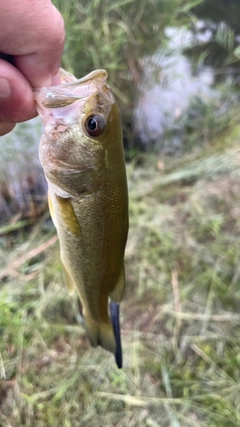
[85,115,105,137]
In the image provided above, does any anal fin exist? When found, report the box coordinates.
[48,192,56,226]
[110,264,125,303]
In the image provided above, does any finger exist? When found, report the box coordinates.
[12,4,65,88]
[0,59,36,123]
[0,1,65,88]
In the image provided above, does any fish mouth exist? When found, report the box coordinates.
[60,68,108,85]
[34,68,115,129]
[34,69,109,109]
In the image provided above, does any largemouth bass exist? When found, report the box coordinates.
[34,69,128,368]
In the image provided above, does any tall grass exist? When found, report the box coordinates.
[1,1,240,425]
[52,0,204,108]
[1,118,240,426]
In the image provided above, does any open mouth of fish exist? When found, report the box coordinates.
[34,69,110,109]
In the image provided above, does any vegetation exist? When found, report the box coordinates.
[51,0,207,118]
[1,109,240,425]
[194,0,240,33]
[50,0,240,155]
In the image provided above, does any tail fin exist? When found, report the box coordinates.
[110,302,122,369]
[83,305,122,369]
[83,315,116,353]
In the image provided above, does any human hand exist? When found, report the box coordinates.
[0,0,65,136]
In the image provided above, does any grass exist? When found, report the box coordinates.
[1,120,240,426]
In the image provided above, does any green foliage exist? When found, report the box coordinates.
[1,1,240,425]
[193,0,240,33]
[52,0,240,98]
[176,91,239,152]
[49,0,240,157]
[52,0,187,107]
[184,21,240,69]
[1,115,240,425]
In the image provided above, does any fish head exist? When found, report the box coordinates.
[34,69,122,196]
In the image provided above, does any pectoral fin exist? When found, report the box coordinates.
[110,264,125,303]
[48,192,56,226]
[55,195,81,236]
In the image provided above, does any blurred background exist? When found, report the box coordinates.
[1,0,240,425]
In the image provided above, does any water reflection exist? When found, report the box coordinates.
[0,118,46,224]
[134,23,239,152]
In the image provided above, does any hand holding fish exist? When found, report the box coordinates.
[0,0,65,136]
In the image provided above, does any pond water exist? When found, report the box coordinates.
[0,118,46,224]
[133,19,240,152]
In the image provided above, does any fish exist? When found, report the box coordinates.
[34,69,128,368]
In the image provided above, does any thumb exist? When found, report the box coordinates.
[0,59,35,123]
[0,122,15,136]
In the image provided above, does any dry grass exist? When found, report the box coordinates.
[1,123,240,426]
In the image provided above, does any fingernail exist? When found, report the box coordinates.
[0,77,12,98]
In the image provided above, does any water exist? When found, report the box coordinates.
[193,0,240,34]
[133,20,240,152]
[0,118,47,224]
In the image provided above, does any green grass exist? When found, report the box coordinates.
[1,123,240,426]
